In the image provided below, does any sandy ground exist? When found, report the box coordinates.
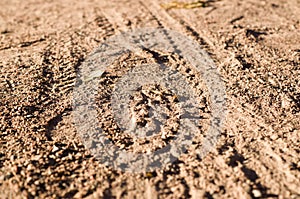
[0,0,299,198]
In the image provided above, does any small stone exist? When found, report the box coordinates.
[52,145,59,153]
[270,134,278,140]
[281,95,291,109]
[268,77,278,87]
[252,189,262,198]
[257,78,265,84]
[27,164,34,171]
[33,155,42,161]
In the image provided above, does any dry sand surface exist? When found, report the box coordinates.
[0,0,299,198]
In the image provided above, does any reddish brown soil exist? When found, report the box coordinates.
[0,0,299,198]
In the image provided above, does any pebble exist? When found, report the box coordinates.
[281,95,291,108]
[52,145,59,153]
[268,77,278,87]
[252,189,262,198]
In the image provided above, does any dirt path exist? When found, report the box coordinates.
[0,0,299,198]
